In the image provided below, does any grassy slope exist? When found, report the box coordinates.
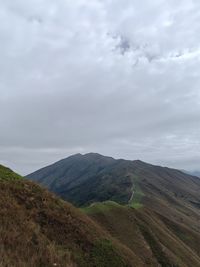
[0,166,143,267]
[27,154,135,206]
[11,155,200,266]
[0,165,22,181]
[27,154,200,211]
[128,175,144,209]
[83,201,200,267]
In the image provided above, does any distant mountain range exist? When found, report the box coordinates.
[1,153,200,266]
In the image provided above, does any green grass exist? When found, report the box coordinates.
[81,175,145,213]
[82,201,121,215]
[131,203,143,209]
[0,165,22,181]
[90,239,127,267]
[129,175,144,209]
[73,239,128,267]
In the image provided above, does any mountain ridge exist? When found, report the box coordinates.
[27,153,200,207]
[26,152,200,266]
[2,156,200,266]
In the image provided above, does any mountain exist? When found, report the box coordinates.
[0,164,142,267]
[28,153,135,206]
[194,171,200,177]
[27,153,200,208]
[27,153,200,266]
[189,171,200,178]
[182,169,200,178]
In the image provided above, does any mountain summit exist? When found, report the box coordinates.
[27,153,200,208]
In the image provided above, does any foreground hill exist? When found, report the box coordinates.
[27,153,200,266]
[0,164,22,181]
[0,165,142,267]
[83,201,200,267]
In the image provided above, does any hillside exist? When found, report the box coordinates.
[83,201,200,267]
[27,153,200,209]
[0,164,22,181]
[27,153,200,266]
[0,165,142,267]
[190,171,200,178]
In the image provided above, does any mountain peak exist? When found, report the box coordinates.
[28,153,200,208]
[63,152,116,163]
[83,152,115,161]
[64,152,115,161]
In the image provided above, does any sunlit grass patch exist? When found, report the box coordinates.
[82,201,121,215]
[129,175,144,209]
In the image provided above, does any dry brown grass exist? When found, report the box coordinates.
[0,179,140,267]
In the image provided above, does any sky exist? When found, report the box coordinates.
[0,0,200,175]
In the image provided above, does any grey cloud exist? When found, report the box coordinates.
[0,0,200,174]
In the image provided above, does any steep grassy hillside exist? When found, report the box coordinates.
[83,201,200,267]
[27,153,200,266]
[0,166,143,267]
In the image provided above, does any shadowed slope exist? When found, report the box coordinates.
[27,153,200,209]
[27,153,133,206]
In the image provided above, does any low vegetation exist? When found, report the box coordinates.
[82,201,121,215]
[0,166,138,267]
[128,175,144,209]
[83,198,200,267]
[0,165,22,181]
[2,156,200,266]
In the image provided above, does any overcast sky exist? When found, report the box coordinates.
[0,0,200,174]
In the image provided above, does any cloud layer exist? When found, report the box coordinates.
[1,0,200,174]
